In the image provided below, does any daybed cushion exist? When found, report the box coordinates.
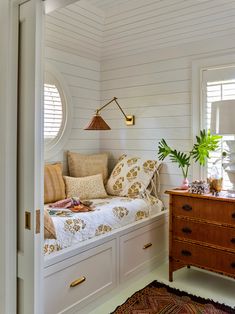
[63,174,108,200]
[106,154,159,197]
[44,195,164,255]
[67,152,109,184]
[44,163,66,204]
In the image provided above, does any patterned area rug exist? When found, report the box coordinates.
[111,281,235,313]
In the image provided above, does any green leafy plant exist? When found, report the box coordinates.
[158,130,221,179]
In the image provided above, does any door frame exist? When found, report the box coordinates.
[0,0,79,313]
[0,0,21,313]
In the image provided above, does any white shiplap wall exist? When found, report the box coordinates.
[97,0,235,205]
[45,0,104,166]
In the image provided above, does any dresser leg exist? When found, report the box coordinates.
[187,265,191,269]
[169,272,173,282]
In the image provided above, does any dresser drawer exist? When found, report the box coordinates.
[44,240,116,314]
[120,219,167,282]
[172,240,235,277]
[173,195,235,226]
[173,218,235,251]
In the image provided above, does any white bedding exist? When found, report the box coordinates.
[44,196,164,255]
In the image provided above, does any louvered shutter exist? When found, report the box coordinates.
[44,83,63,141]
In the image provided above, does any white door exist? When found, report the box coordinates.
[17,1,44,313]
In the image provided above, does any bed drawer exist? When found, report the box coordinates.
[44,240,117,314]
[120,219,168,282]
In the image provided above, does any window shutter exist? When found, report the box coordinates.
[44,83,63,140]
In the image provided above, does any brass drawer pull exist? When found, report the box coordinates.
[70,276,86,288]
[143,243,152,249]
[231,238,235,244]
[232,212,235,219]
[231,262,235,268]
[182,204,192,211]
[181,250,191,257]
[182,227,192,234]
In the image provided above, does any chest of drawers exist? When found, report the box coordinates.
[166,190,235,281]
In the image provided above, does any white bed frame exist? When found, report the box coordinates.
[44,210,169,314]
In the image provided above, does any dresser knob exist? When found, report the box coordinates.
[182,227,192,234]
[231,238,235,244]
[231,262,235,268]
[232,212,235,219]
[181,250,192,257]
[182,204,192,211]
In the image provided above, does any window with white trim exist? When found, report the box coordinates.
[44,71,67,155]
[202,66,235,190]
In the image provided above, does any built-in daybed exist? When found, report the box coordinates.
[43,153,168,314]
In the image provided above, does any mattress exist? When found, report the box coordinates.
[44,195,164,255]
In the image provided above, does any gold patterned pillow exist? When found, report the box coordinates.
[64,174,108,200]
[106,155,160,197]
[44,163,66,204]
[67,152,109,184]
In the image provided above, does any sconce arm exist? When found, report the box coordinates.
[96,97,131,121]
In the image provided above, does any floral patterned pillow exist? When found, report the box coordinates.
[106,155,160,197]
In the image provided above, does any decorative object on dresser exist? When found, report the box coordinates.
[84,97,135,130]
[166,190,235,282]
[158,129,221,189]
[188,180,210,194]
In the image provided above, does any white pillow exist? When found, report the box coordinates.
[64,174,108,200]
[106,155,160,197]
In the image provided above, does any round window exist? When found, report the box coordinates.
[44,81,63,142]
[44,64,72,160]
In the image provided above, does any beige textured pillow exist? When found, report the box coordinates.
[44,163,66,204]
[44,209,57,239]
[64,174,108,200]
[106,155,160,197]
[67,152,108,184]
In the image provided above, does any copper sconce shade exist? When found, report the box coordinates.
[84,114,111,130]
[84,97,135,130]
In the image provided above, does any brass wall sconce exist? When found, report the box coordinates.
[84,97,135,130]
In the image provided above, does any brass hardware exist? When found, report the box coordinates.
[70,276,86,288]
[143,243,153,249]
[36,209,40,234]
[126,115,135,126]
[25,211,31,230]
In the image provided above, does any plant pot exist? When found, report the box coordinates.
[180,178,189,190]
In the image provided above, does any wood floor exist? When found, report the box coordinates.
[88,262,235,314]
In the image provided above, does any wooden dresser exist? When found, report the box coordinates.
[166,190,235,281]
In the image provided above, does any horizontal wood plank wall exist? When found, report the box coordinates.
[45,0,104,168]
[98,0,235,206]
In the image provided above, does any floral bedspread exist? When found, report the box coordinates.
[44,195,164,255]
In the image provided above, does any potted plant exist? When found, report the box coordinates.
[158,129,221,189]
